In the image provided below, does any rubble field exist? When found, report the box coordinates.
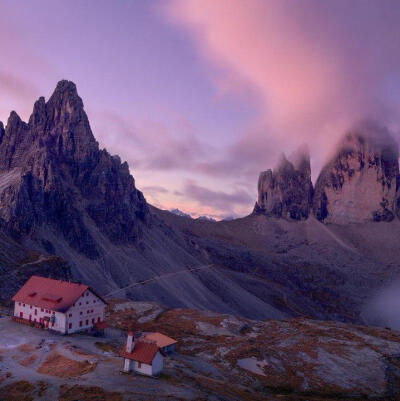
[1,300,400,400]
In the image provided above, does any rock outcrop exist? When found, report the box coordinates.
[0,80,149,258]
[253,147,313,220]
[313,123,399,223]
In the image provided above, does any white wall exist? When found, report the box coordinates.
[65,289,106,334]
[13,288,106,335]
[132,360,153,376]
[14,302,66,333]
[123,358,131,372]
[123,352,163,376]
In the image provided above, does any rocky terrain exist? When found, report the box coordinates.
[1,80,400,329]
[254,147,313,220]
[1,300,400,401]
[255,122,400,224]
[1,81,280,320]
[313,123,399,223]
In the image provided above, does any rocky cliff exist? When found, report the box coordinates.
[313,124,399,223]
[253,147,313,220]
[0,81,149,258]
[1,81,400,325]
[0,80,313,320]
[255,123,400,224]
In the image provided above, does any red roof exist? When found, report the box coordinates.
[120,341,159,365]
[12,276,107,312]
[142,332,177,348]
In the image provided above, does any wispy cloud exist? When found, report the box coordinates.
[164,0,400,174]
[142,185,169,194]
[0,71,37,102]
[183,179,253,213]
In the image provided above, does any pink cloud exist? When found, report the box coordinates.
[164,0,400,173]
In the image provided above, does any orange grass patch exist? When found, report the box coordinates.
[37,352,96,378]
[58,384,122,401]
[17,344,35,353]
[19,354,38,367]
[0,380,35,401]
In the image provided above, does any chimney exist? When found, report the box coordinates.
[126,332,134,353]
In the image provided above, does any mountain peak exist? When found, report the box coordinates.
[0,80,149,258]
[46,79,84,118]
[254,146,313,220]
[313,124,399,223]
[7,110,22,125]
[52,79,79,98]
[29,96,46,127]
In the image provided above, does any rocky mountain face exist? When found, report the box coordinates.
[255,123,400,224]
[313,125,399,223]
[0,81,149,258]
[2,80,400,327]
[253,148,313,220]
[0,80,317,321]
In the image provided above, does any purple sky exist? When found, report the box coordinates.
[2,1,400,219]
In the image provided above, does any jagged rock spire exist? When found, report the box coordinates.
[0,80,149,258]
[254,147,313,220]
[29,96,46,127]
[313,122,399,223]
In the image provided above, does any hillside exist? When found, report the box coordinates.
[2,301,400,400]
[0,80,399,327]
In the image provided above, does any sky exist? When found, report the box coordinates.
[1,0,400,219]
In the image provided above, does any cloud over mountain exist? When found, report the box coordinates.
[164,0,400,174]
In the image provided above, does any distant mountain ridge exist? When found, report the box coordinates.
[169,208,217,222]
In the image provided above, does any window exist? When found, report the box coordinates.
[19,312,23,318]
[73,303,75,307]
[34,309,37,315]
[92,318,95,324]
[85,320,88,325]
[80,311,83,315]
[29,315,32,321]
[23,304,25,307]
[97,317,101,322]
[94,300,96,303]
[79,302,81,306]
[41,308,44,312]
[79,321,82,327]
[68,323,72,329]
[69,313,72,317]
[30,305,32,309]
[86,301,89,304]
[87,310,90,314]
[18,302,21,306]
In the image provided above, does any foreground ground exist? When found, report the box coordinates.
[1,300,400,400]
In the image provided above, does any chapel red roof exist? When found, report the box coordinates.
[120,341,159,365]
[12,276,107,312]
